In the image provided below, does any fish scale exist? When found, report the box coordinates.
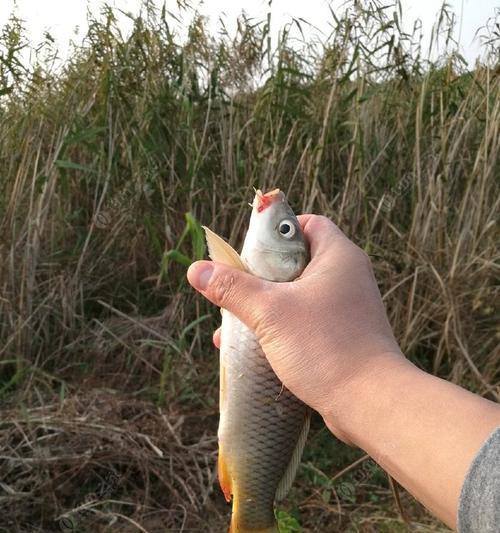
[203,188,310,532]
[219,311,307,531]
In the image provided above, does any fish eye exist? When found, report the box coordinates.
[278,219,296,239]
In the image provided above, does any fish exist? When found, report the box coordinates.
[203,188,310,533]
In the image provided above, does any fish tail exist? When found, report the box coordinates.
[228,517,279,533]
[228,494,278,533]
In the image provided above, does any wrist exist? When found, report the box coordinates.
[321,351,418,446]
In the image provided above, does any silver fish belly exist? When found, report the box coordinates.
[218,310,308,530]
[203,188,310,533]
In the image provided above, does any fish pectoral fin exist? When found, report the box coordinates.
[275,407,311,502]
[202,226,247,272]
[218,446,232,503]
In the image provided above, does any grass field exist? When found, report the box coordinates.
[0,1,498,531]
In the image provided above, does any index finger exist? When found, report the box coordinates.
[297,214,347,259]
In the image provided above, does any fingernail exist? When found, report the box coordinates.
[197,263,214,290]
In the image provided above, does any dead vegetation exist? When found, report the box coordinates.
[0,0,498,531]
[1,390,222,532]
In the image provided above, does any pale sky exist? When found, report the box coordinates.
[1,0,498,67]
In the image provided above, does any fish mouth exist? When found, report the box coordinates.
[254,188,282,213]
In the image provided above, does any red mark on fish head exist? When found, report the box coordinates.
[255,188,281,213]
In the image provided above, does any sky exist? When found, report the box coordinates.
[0,0,498,66]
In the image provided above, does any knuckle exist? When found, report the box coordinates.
[313,215,335,232]
[358,248,371,266]
[210,270,237,305]
[360,250,373,270]
[318,215,342,234]
[349,243,371,268]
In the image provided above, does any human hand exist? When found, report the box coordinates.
[188,214,500,528]
[187,215,406,442]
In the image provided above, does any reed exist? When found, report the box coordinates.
[0,1,498,531]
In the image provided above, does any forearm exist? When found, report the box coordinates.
[324,356,500,529]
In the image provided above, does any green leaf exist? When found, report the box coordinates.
[179,314,210,341]
[163,249,192,268]
[276,510,302,532]
[185,211,206,260]
[65,126,106,146]
[55,159,93,172]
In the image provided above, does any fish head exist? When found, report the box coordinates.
[241,188,308,281]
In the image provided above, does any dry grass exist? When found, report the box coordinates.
[0,390,222,532]
[0,1,498,531]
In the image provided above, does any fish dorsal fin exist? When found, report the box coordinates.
[275,408,311,502]
[202,226,247,272]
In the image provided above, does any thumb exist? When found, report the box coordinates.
[187,260,272,331]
